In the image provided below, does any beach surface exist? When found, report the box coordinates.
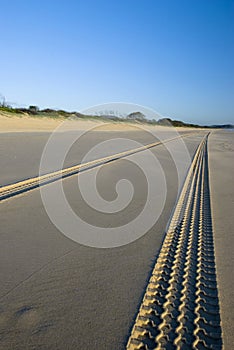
[0,112,204,133]
[0,117,233,349]
[209,131,234,350]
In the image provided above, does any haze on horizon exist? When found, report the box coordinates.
[0,0,233,125]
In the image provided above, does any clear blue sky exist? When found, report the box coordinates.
[0,0,233,124]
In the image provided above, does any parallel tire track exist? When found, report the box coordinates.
[0,133,194,201]
[127,133,222,350]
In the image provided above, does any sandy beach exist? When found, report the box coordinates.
[0,112,177,133]
[209,131,234,350]
[0,116,233,349]
[0,112,201,133]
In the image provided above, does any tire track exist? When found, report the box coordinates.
[0,133,195,202]
[126,133,222,350]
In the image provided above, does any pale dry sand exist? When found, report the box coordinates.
[0,112,64,132]
[0,112,158,133]
[209,130,234,350]
[0,112,203,133]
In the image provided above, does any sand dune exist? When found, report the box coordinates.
[0,112,205,133]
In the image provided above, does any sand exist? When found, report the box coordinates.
[0,112,203,133]
[0,114,198,187]
[1,115,232,349]
[0,112,158,133]
[0,128,204,349]
[209,130,234,350]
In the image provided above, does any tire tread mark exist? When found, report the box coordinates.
[0,133,196,201]
[126,134,223,350]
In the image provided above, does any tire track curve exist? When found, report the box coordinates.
[126,133,222,350]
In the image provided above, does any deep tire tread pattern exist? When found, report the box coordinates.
[127,134,222,350]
